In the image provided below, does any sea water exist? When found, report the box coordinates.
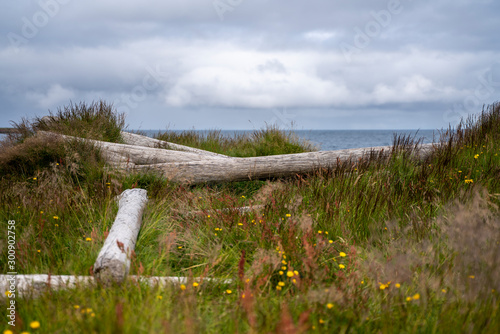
[0,129,437,151]
[137,129,437,151]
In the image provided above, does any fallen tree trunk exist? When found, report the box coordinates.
[120,131,229,158]
[38,130,435,185]
[93,189,148,284]
[38,131,229,165]
[0,274,231,298]
[132,143,435,184]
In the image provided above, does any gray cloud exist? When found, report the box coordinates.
[1,0,499,129]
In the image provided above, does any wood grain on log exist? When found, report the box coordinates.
[132,143,435,184]
[0,275,231,298]
[38,131,228,165]
[93,189,148,284]
[120,131,229,158]
[37,130,435,185]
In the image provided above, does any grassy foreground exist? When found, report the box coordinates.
[1,101,500,333]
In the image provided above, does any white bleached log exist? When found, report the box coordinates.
[93,189,148,284]
[0,275,231,298]
[120,131,229,158]
[132,143,435,184]
[0,275,94,298]
[37,130,435,185]
[37,131,228,165]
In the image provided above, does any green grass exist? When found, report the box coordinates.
[1,101,500,333]
[152,125,317,157]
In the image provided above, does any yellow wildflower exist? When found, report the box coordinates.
[86,237,92,241]
[327,303,334,309]
[339,264,345,269]
[339,252,347,257]
[287,271,294,277]
[279,271,284,275]
[395,283,401,288]
[193,282,199,287]
[278,282,285,287]
[157,295,163,300]
[30,321,41,329]
[412,293,420,300]
[226,290,232,294]
[180,284,186,291]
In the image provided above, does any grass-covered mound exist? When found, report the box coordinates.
[1,102,499,333]
[153,126,317,157]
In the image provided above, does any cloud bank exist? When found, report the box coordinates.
[1,0,499,129]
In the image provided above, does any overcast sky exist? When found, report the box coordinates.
[1,0,499,130]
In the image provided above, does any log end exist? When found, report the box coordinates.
[93,259,129,285]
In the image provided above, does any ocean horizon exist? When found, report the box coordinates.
[134,129,438,151]
[0,128,438,151]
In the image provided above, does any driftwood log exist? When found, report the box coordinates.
[133,145,434,184]
[0,275,231,298]
[93,189,148,284]
[38,131,435,184]
[120,131,229,158]
[38,131,228,166]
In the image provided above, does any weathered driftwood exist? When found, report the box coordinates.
[120,131,229,158]
[132,143,435,184]
[38,131,228,166]
[0,275,94,298]
[0,274,231,298]
[93,189,148,284]
[38,130,434,184]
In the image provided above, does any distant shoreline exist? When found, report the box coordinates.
[0,128,17,134]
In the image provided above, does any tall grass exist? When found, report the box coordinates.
[1,102,499,333]
[11,100,126,143]
[153,125,317,157]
